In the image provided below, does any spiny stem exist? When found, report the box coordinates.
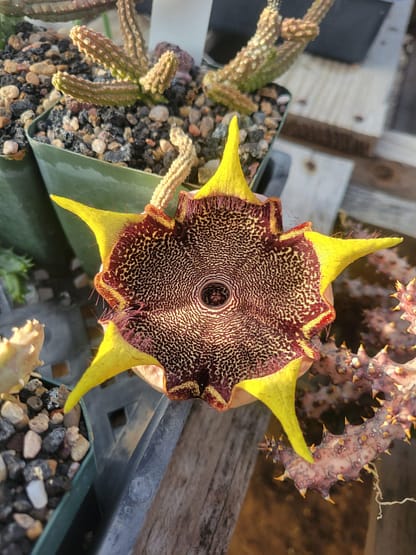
[117,0,149,75]
[150,127,196,211]
[70,25,143,83]
[52,72,141,106]
[0,0,116,21]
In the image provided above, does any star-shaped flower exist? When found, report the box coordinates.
[53,118,401,461]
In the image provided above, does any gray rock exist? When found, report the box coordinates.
[42,427,65,454]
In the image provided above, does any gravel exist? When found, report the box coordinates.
[0,21,92,155]
[0,379,91,554]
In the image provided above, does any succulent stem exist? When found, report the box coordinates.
[150,127,196,211]
[0,0,116,22]
[52,72,141,106]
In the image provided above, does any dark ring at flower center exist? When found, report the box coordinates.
[200,281,231,308]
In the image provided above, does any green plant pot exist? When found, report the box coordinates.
[0,152,72,274]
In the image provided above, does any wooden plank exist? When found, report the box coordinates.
[365,442,416,555]
[275,138,354,233]
[278,0,414,155]
[389,32,416,134]
[341,182,416,238]
[133,402,270,555]
[375,129,416,166]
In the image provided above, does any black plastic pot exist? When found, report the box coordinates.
[206,0,393,64]
[0,151,72,274]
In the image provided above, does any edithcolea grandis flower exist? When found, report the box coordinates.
[52,117,402,461]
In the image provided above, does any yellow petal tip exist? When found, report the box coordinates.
[195,116,259,203]
[238,358,313,462]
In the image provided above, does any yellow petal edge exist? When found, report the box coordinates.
[51,195,143,263]
[305,232,403,295]
[64,322,161,413]
[194,116,259,204]
[238,358,313,463]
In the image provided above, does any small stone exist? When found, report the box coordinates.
[0,417,15,441]
[188,123,200,137]
[45,475,71,496]
[20,109,36,126]
[0,116,11,128]
[28,413,49,433]
[25,71,40,86]
[2,140,19,156]
[1,522,26,544]
[26,479,48,509]
[277,93,291,105]
[2,451,25,480]
[42,427,65,453]
[91,138,106,154]
[1,401,27,427]
[260,100,273,115]
[51,138,65,149]
[67,462,80,480]
[6,431,24,452]
[26,395,43,413]
[13,512,36,529]
[70,435,90,461]
[12,498,32,512]
[26,520,43,541]
[149,105,169,122]
[0,454,7,482]
[199,116,214,138]
[188,107,201,124]
[3,60,18,73]
[41,387,66,411]
[198,159,220,184]
[29,61,56,75]
[63,404,81,429]
[159,139,173,153]
[0,85,20,100]
[23,459,53,482]
[23,430,42,459]
[50,411,64,425]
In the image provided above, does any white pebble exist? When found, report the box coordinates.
[29,413,49,434]
[91,138,106,154]
[1,400,25,426]
[0,85,19,100]
[2,140,19,155]
[23,430,42,459]
[149,105,169,122]
[26,479,48,509]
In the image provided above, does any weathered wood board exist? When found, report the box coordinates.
[342,182,416,238]
[275,139,354,233]
[277,0,414,155]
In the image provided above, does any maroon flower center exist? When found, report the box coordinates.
[200,280,231,308]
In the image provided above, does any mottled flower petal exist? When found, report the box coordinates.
[53,116,403,461]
